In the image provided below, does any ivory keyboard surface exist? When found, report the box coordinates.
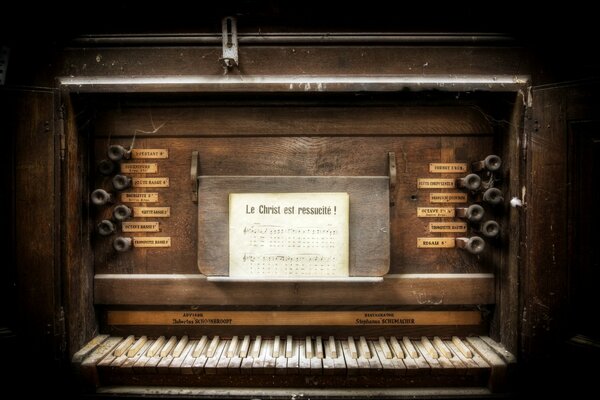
[74,335,514,390]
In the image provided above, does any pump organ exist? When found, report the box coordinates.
[9,28,540,397]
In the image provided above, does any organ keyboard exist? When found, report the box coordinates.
[74,335,514,389]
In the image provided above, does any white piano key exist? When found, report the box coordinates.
[305,336,313,359]
[113,335,135,357]
[359,336,371,359]
[378,336,393,359]
[389,336,405,359]
[172,335,189,357]
[239,335,251,358]
[402,336,419,359]
[250,335,262,358]
[285,335,293,358]
[328,336,337,358]
[204,340,226,374]
[146,336,166,358]
[272,336,280,358]
[160,336,178,357]
[421,336,439,359]
[452,336,473,358]
[127,336,148,358]
[192,336,209,357]
[206,336,220,358]
[226,337,239,358]
[347,337,358,359]
[341,340,359,375]
[433,336,454,359]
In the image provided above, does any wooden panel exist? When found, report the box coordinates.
[61,46,529,78]
[11,89,60,363]
[522,85,571,364]
[94,273,494,305]
[94,106,493,137]
[198,176,389,276]
[64,95,97,356]
[92,134,495,275]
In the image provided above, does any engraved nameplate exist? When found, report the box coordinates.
[429,193,468,203]
[417,207,455,217]
[229,192,349,278]
[121,163,158,174]
[121,192,159,203]
[429,222,467,233]
[132,177,170,188]
[107,310,481,326]
[133,207,171,217]
[417,238,456,248]
[133,237,171,247]
[429,163,468,173]
[417,178,456,189]
[122,221,160,233]
[131,149,169,159]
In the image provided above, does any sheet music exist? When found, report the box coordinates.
[229,193,349,278]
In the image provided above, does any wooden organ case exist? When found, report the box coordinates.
[57,31,529,398]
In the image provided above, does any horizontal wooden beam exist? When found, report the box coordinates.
[94,273,494,305]
[59,74,529,93]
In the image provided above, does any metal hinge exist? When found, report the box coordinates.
[219,16,239,73]
[0,45,9,85]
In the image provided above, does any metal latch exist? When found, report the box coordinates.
[219,16,238,73]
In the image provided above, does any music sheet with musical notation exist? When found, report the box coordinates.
[229,192,349,278]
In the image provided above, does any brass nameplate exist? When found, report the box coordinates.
[107,310,481,326]
[429,222,467,233]
[229,192,350,278]
[417,238,456,248]
[131,149,169,159]
[429,192,468,203]
[132,177,170,188]
[133,237,171,247]
[133,207,171,217]
[429,163,468,173]
[121,192,159,203]
[417,178,456,189]
[417,207,455,217]
[122,221,160,233]
[121,163,158,174]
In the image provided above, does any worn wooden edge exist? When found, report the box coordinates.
[94,273,494,305]
[206,277,384,283]
[96,386,493,398]
[71,334,110,364]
